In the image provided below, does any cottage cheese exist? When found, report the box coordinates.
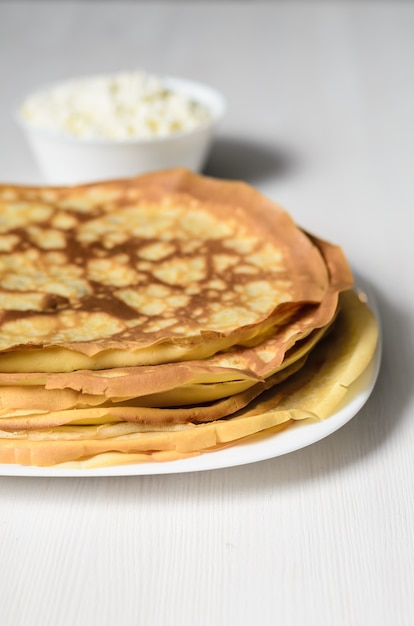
[20,72,212,140]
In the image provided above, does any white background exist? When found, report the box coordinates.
[0,2,413,625]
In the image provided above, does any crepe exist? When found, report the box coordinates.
[0,168,334,372]
[0,169,378,468]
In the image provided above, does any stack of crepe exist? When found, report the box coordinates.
[0,169,378,468]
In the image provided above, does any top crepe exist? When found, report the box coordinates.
[0,169,344,372]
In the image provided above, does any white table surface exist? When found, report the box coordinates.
[1,2,413,625]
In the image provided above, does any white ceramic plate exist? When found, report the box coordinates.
[0,281,381,477]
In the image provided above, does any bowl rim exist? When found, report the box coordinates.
[14,73,227,147]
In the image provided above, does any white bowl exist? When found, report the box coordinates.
[16,75,226,185]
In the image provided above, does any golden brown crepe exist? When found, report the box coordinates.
[0,170,378,468]
[0,169,335,372]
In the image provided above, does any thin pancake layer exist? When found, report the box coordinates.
[0,358,307,430]
[0,324,327,413]
[0,169,332,371]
